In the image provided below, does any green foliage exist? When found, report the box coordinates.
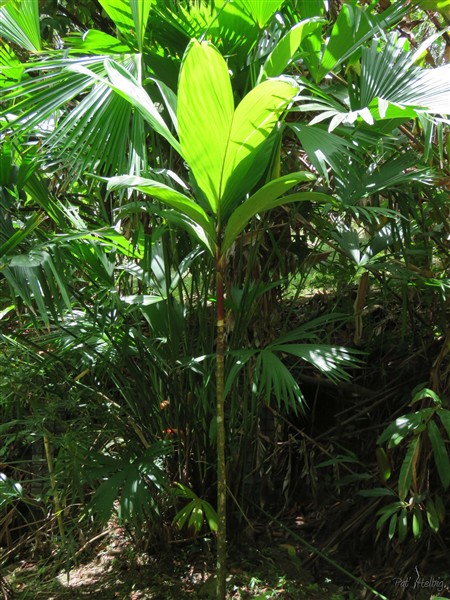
[0,2,449,595]
[369,386,450,542]
[87,443,171,526]
[173,482,218,533]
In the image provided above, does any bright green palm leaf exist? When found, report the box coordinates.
[0,0,41,52]
[99,0,154,51]
[66,30,132,54]
[318,4,373,81]
[130,0,154,52]
[220,78,298,218]
[240,0,284,28]
[99,0,134,37]
[0,43,24,88]
[317,3,407,82]
[223,184,332,252]
[260,18,324,81]
[178,39,234,215]
[177,40,298,219]
[107,175,216,250]
[222,172,317,252]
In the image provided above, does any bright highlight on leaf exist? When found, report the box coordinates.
[177,40,298,221]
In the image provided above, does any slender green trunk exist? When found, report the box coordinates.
[215,248,227,600]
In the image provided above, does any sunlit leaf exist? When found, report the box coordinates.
[220,78,298,217]
[178,39,233,215]
[0,0,41,52]
[261,18,324,81]
[240,0,284,28]
[222,172,317,252]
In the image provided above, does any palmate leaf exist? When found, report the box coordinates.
[269,343,361,384]
[271,314,349,344]
[361,36,450,115]
[85,58,182,154]
[316,3,407,82]
[300,33,450,130]
[151,0,258,72]
[0,212,45,259]
[1,46,184,178]
[240,0,284,28]
[2,250,72,326]
[88,443,169,526]
[1,55,146,179]
[173,483,218,533]
[47,67,136,178]
[290,123,355,182]
[336,153,434,207]
[0,0,41,52]
[254,338,360,412]
[255,349,305,412]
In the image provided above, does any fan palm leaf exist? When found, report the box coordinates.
[0,0,41,52]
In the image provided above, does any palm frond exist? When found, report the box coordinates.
[0,0,41,52]
[255,349,305,413]
[1,55,150,179]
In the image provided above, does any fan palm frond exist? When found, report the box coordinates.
[0,0,41,52]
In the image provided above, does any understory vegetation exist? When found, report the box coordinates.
[0,1,449,599]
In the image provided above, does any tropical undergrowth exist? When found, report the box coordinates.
[0,1,450,599]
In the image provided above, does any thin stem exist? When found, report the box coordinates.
[43,432,65,543]
[215,247,227,600]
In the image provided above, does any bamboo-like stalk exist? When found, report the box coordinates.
[43,432,65,543]
[215,248,227,600]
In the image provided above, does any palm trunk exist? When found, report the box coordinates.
[215,248,227,600]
